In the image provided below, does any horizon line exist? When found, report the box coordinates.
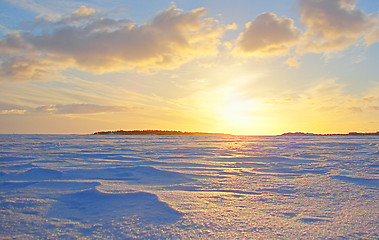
[1,129,379,136]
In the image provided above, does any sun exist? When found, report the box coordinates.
[218,96,251,123]
[213,92,261,134]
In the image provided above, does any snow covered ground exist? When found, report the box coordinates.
[0,134,378,239]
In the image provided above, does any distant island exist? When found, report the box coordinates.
[93,129,379,136]
[93,130,231,136]
[281,131,379,136]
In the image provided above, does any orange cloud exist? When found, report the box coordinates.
[0,5,229,81]
[73,5,95,16]
[284,56,300,68]
[234,12,301,56]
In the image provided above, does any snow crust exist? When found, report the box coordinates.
[0,134,378,239]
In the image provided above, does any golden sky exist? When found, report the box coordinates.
[1,0,379,134]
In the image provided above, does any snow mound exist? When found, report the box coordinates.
[6,168,63,180]
[333,175,379,188]
[33,181,101,192]
[47,188,183,224]
[0,181,37,192]
[65,166,192,185]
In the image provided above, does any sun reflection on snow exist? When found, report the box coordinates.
[217,136,254,158]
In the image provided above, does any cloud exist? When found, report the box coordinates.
[0,104,127,115]
[293,79,379,119]
[348,106,362,112]
[0,5,229,81]
[0,109,26,115]
[35,104,127,114]
[234,12,301,56]
[73,5,95,16]
[0,32,33,54]
[297,0,379,53]
[365,21,379,46]
[232,0,379,65]
[302,78,346,103]
[284,56,301,68]
[264,98,293,104]
[3,0,60,20]
[0,55,63,81]
[257,79,379,133]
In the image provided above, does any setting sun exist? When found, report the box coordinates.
[213,93,260,133]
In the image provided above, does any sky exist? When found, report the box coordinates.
[0,0,379,135]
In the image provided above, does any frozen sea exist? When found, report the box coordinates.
[0,134,378,239]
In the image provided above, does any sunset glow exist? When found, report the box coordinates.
[1,0,378,134]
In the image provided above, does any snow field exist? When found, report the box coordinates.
[0,134,378,239]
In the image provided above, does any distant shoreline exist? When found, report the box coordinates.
[93,130,231,136]
[280,131,379,136]
[93,130,379,136]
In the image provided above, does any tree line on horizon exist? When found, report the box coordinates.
[93,130,229,136]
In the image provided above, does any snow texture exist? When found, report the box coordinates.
[0,134,378,239]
